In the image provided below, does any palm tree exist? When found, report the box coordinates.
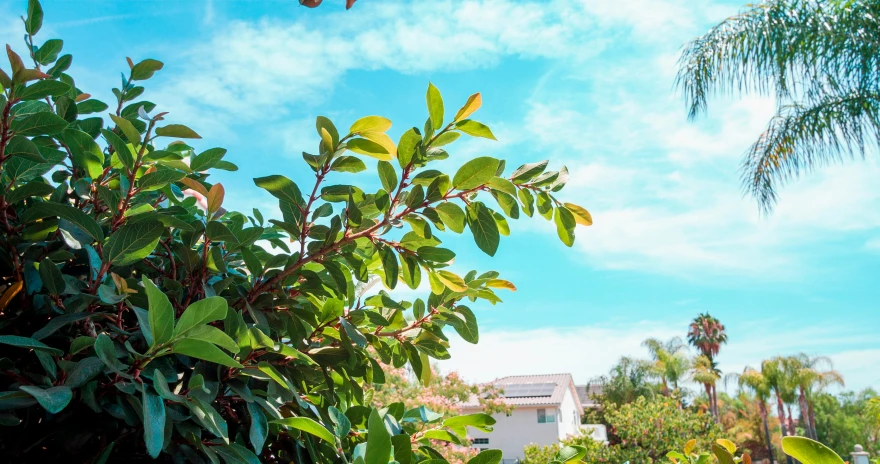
[687,313,727,419]
[676,0,880,213]
[593,356,658,407]
[728,366,775,460]
[763,358,795,464]
[642,337,690,396]
[691,354,721,421]
[788,353,845,440]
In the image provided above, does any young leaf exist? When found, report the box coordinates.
[426,83,444,130]
[564,202,593,226]
[781,437,845,464]
[130,59,164,81]
[25,0,43,35]
[511,160,549,183]
[377,160,398,193]
[108,114,141,145]
[350,115,391,134]
[142,276,174,347]
[347,138,392,161]
[453,93,482,122]
[554,206,576,247]
[455,120,496,140]
[253,175,304,205]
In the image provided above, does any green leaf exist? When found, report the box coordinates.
[378,160,398,193]
[435,270,467,292]
[781,437,845,464]
[452,306,479,344]
[453,157,500,190]
[397,128,421,168]
[190,147,227,172]
[432,131,460,147]
[10,112,69,136]
[38,258,64,295]
[108,114,140,145]
[272,417,336,444]
[253,175,303,205]
[189,397,229,442]
[94,334,132,379]
[350,115,391,134]
[153,370,185,403]
[143,276,175,347]
[329,406,352,438]
[25,0,43,35]
[20,201,103,241]
[19,385,72,414]
[173,339,242,368]
[4,135,44,162]
[18,79,70,100]
[378,246,398,289]
[316,116,339,148]
[34,39,63,65]
[6,181,54,204]
[468,449,502,464]
[130,59,164,81]
[456,120,496,140]
[712,444,736,464]
[443,413,495,431]
[63,357,104,388]
[453,92,482,122]
[142,386,166,458]
[554,206,576,247]
[139,169,185,191]
[184,325,238,353]
[347,138,392,161]
[466,202,500,256]
[365,409,392,464]
[155,124,201,139]
[511,160,549,183]
[246,402,268,453]
[435,202,466,233]
[564,202,592,226]
[174,297,228,337]
[340,318,368,348]
[0,334,62,356]
[426,83,444,130]
[105,220,163,266]
[101,128,134,170]
[330,155,367,173]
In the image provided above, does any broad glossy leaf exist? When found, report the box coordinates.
[109,114,141,144]
[20,202,103,241]
[173,339,242,368]
[350,115,391,134]
[63,357,104,388]
[511,160,549,183]
[468,449,502,464]
[453,93,482,122]
[564,202,592,226]
[5,135,44,162]
[155,124,200,139]
[365,409,392,464]
[142,386,166,458]
[435,202,466,233]
[18,79,70,100]
[272,417,336,444]
[131,58,164,80]
[105,220,163,265]
[378,160,398,193]
[453,157,500,190]
[456,119,496,140]
[253,175,303,205]
[9,110,68,136]
[246,402,268,453]
[19,385,72,414]
[38,258,64,295]
[0,334,63,356]
[347,138,392,161]
[426,83,444,130]
[174,297,227,337]
[466,202,500,256]
[781,437,845,464]
[143,276,174,347]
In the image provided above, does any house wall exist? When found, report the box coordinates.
[463,406,561,460]
[556,387,582,439]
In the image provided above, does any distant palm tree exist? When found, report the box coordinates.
[788,353,845,440]
[691,355,721,420]
[642,337,690,396]
[764,358,795,464]
[687,313,727,419]
[728,366,775,460]
[593,356,658,407]
[676,0,880,212]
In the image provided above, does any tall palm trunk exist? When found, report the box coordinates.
[711,385,720,421]
[787,404,796,436]
[807,397,819,441]
[797,388,814,439]
[776,391,794,464]
[758,402,774,462]
[703,383,715,419]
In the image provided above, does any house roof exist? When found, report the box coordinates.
[574,384,603,407]
[460,373,583,412]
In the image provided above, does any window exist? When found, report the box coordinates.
[537,408,555,423]
[472,438,489,445]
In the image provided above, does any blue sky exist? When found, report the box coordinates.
[7,0,879,392]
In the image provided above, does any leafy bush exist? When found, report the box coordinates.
[522,433,605,464]
[0,1,590,461]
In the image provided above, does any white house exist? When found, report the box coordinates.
[459,373,584,462]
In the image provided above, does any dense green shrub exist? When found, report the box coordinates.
[526,397,720,463]
[0,1,590,462]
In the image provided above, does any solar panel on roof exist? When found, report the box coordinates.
[501,383,556,398]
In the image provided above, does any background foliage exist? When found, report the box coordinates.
[0,1,589,462]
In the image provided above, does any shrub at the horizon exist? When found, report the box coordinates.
[0,0,591,461]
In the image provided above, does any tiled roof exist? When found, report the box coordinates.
[460,373,582,410]
[574,384,603,407]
